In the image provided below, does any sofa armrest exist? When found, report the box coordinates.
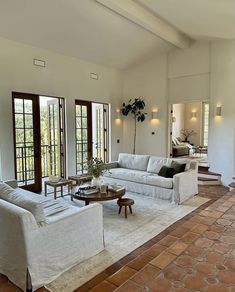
[41,203,104,252]
[173,169,198,204]
[189,161,198,171]
[105,161,119,169]
[4,179,18,189]
[26,203,104,289]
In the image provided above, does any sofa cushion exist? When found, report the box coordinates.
[0,182,47,226]
[15,188,78,220]
[146,175,173,189]
[103,168,149,184]
[103,168,173,189]
[158,166,175,178]
[147,157,171,174]
[118,153,150,171]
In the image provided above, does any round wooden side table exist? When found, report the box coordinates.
[117,198,134,219]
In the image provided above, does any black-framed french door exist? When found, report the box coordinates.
[12,92,42,192]
[12,92,66,193]
[46,98,66,178]
[92,102,109,163]
[75,100,109,174]
[75,100,92,174]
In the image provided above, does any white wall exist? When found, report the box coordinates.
[168,41,210,103]
[122,54,168,156]
[122,42,210,157]
[184,102,202,146]
[168,40,235,183]
[0,37,123,180]
[172,103,185,139]
[209,40,235,184]
[123,40,235,185]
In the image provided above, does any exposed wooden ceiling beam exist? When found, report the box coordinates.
[95,0,192,49]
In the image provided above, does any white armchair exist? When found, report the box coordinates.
[0,188,104,291]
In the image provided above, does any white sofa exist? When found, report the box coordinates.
[0,181,104,291]
[103,153,198,204]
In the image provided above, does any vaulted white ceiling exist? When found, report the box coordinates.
[0,0,234,69]
[136,0,235,40]
[0,0,173,69]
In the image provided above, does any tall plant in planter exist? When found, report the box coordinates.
[121,98,147,154]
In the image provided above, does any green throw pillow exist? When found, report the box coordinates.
[171,161,186,174]
[158,166,175,178]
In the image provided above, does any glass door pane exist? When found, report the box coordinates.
[47,98,60,177]
[92,103,109,163]
[40,97,66,179]
[75,100,92,174]
[12,93,41,192]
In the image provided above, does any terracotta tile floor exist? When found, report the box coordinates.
[1,185,233,292]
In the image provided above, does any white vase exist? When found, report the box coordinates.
[91,176,102,188]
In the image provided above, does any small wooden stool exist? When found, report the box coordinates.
[117,198,134,218]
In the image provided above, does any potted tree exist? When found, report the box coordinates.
[181,129,197,143]
[121,98,147,154]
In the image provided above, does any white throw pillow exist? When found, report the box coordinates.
[0,182,47,226]
[118,153,150,171]
[147,157,170,174]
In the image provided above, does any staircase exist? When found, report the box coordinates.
[198,165,222,185]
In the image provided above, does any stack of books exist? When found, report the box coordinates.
[76,186,99,196]
[108,185,125,192]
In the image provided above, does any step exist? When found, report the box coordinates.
[198,177,219,182]
[198,177,221,186]
[198,170,222,177]
[198,172,221,181]
[198,166,210,172]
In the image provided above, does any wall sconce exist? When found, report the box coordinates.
[216,106,222,116]
[115,109,121,120]
[191,112,197,118]
[152,111,158,120]
[172,116,176,123]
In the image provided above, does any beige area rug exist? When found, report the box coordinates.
[46,193,209,292]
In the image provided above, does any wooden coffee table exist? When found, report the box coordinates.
[71,188,126,206]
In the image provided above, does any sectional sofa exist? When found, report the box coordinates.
[0,181,104,291]
[103,153,198,204]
